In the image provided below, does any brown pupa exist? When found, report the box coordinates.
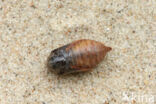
[47,39,112,75]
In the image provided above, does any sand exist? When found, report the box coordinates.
[0,0,155,104]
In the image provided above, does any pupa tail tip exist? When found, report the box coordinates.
[106,46,112,52]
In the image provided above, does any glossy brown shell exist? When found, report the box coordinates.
[47,39,112,74]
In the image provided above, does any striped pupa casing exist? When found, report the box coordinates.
[47,39,112,75]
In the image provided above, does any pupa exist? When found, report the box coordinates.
[47,39,112,75]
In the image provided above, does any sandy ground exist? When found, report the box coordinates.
[0,0,156,104]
